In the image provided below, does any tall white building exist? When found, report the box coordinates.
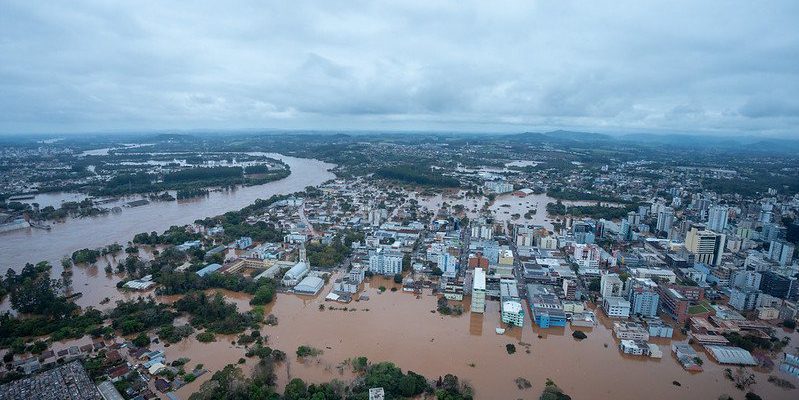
[573,244,601,270]
[368,248,403,276]
[471,223,494,240]
[769,240,795,266]
[707,205,729,232]
[656,207,674,236]
[368,208,388,227]
[438,252,458,275]
[484,181,514,194]
[471,268,486,313]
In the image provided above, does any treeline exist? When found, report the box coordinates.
[245,165,271,174]
[546,187,628,203]
[375,165,460,188]
[133,225,202,246]
[5,197,109,221]
[93,165,290,196]
[547,201,637,220]
[189,357,473,400]
[155,267,276,299]
[177,188,209,200]
[164,167,243,183]
[702,168,799,196]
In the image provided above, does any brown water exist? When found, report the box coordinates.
[0,154,335,275]
[415,192,620,231]
[161,278,797,400]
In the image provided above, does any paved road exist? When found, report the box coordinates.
[298,200,319,237]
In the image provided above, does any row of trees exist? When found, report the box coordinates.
[375,165,460,188]
[189,356,473,400]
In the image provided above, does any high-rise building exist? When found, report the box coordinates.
[729,287,761,311]
[707,205,729,232]
[471,222,493,240]
[562,279,577,300]
[731,270,762,291]
[471,268,486,313]
[760,271,798,300]
[769,240,795,266]
[368,248,403,276]
[685,226,726,267]
[627,211,640,227]
[627,278,660,317]
[368,208,388,227]
[760,203,774,223]
[656,207,674,236]
[438,252,458,276]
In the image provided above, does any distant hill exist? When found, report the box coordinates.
[543,130,613,141]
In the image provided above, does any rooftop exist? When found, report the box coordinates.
[706,346,757,365]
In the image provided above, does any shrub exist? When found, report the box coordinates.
[296,345,323,358]
[132,333,150,348]
[196,332,216,343]
[506,344,516,354]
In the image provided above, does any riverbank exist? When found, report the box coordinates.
[0,154,335,275]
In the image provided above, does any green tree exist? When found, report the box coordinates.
[133,333,150,347]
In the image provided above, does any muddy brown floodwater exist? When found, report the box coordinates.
[158,277,797,400]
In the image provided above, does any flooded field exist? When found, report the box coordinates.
[415,191,623,231]
[159,277,797,400]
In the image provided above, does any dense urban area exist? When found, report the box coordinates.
[0,132,798,400]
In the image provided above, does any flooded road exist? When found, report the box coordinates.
[164,277,798,400]
[0,154,335,274]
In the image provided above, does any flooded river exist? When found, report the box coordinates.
[0,154,334,308]
[0,154,335,272]
[159,277,797,400]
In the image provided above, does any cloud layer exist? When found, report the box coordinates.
[1,1,798,136]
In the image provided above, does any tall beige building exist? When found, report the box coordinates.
[685,225,726,266]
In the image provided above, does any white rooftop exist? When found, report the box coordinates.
[706,346,757,365]
[473,268,486,290]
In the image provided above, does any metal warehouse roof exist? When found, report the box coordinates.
[706,346,757,365]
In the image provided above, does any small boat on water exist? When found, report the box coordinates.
[495,327,506,335]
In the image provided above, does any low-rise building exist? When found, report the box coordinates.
[281,262,309,286]
[501,300,524,327]
[603,297,631,318]
[645,319,674,338]
[527,284,567,328]
[619,339,650,356]
[613,322,649,340]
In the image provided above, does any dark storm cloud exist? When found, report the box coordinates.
[0,0,797,136]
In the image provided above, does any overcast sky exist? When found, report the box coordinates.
[1,1,798,136]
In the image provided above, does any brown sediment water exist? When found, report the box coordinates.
[161,277,797,400]
[415,192,624,232]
